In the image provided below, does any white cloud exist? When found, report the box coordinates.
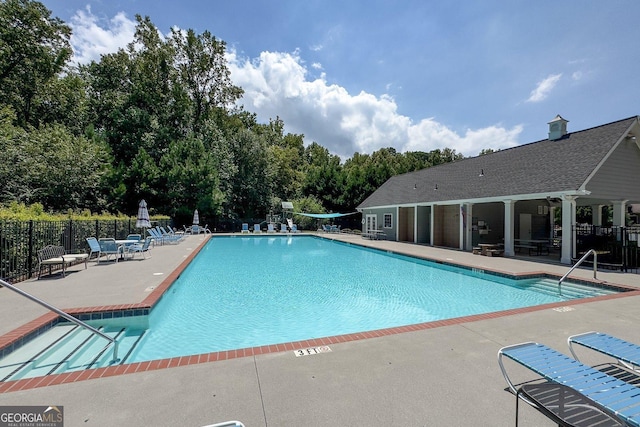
[228,50,521,158]
[66,8,522,158]
[526,73,562,103]
[68,7,137,64]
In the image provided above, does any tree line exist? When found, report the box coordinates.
[0,0,468,228]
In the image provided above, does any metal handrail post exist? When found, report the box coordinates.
[559,249,597,288]
[0,279,118,362]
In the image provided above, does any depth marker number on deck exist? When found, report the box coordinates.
[294,346,332,357]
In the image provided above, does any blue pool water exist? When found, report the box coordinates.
[124,235,615,362]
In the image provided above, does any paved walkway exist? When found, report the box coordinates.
[1,233,639,426]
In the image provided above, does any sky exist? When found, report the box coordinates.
[41,0,640,159]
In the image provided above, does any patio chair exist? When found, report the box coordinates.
[159,226,185,241]
[86,237,102,261]
[97,238,122,263]
[125,237,152,259]
[569,331,640,372]
[191,225,200,234]
[498,342,640,426]
[267,223,275,233]
[202,224,212,234]
[241,223,250,234]
[253,224,262,234]
[322,224,331,233]
[280,223,288,232]
[154,227,182,244]
[126,234,142,242]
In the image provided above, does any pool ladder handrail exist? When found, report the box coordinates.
[0,278,119,362]
[558,249,597,289]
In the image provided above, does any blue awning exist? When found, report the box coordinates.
[293,212,358,219]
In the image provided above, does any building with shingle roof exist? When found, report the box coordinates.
[357,115,640,264]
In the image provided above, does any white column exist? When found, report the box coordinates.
[612,200,628,227]
[504,200,515,257]
[430,205,435,246]
[591,204,603,226]
[464,203,473,251]
[458,204,464,250]
[549,206,556,242]
[395,206,399,241]
[561,196,576,264]
[414,205,418,244]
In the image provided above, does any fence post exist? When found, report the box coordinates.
[27,220,34,279]
[67,219,73,252]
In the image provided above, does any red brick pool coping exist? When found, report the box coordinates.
[1,235,639,393]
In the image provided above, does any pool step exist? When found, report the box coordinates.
[519,278,616,299]
[0,323,146,382]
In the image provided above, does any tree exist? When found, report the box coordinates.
[303,142,344,212]
[228,128,274,219]
[170,28,243,133]
[0,0,72,127]
[0,107,112,210]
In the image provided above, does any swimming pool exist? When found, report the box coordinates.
[123,235,616,363]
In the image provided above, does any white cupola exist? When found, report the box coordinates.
[548,115,568,140]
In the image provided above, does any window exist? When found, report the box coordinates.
[383,213,392,228]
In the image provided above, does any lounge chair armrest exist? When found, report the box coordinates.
[498,342,538,395]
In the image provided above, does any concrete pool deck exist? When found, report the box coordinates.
[1,232,640,426]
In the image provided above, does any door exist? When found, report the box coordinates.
[365,214,377,233]
[520,213,532,240]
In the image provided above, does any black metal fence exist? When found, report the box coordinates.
[574,225,640,272]
[0,219,170,284]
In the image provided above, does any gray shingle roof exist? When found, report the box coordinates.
[358,116,638,208]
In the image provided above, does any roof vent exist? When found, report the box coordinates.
[548,115,568,140]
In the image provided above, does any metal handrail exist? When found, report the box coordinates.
[0,279,119,362]
[559,249,598,288]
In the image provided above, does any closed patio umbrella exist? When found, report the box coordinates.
[192,209,200,234]
[136,199,151,229]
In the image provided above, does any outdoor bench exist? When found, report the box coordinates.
[514,244,537,255]
[37,245,89,279]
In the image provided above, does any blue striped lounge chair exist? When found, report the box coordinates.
[569,331,640,372]
[498,341,640,425]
